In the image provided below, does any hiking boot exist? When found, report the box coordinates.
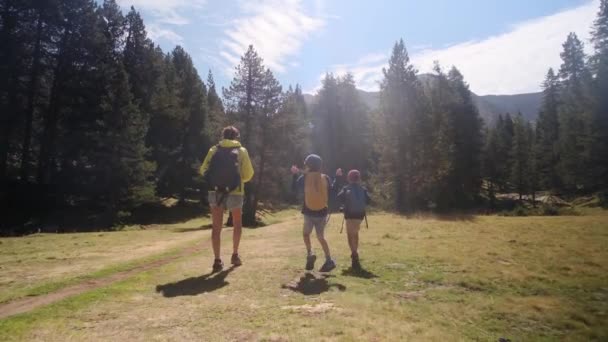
[212,259,223,273]
[351,254,362,271]
[231,253,242,266]
[319,259,336,273]
[305,254,317,271]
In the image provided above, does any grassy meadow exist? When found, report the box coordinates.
[0,209,607,341]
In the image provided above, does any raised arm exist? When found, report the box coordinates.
[290,165,305,193]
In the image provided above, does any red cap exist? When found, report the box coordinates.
[347,169,361,183]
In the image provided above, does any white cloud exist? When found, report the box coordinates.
[147,24,184,45]
[117,0,206,26]
[220,0,325,75]
[321,0,598,95]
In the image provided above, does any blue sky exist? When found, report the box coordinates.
[116,0,599,95]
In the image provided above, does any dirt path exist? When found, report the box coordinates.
[0,218,300,320]
[0,240,210,320]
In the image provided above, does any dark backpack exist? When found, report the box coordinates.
[205,145,241,194]
[344,184,367,217]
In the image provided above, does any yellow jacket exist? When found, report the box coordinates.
[200,139,254,195]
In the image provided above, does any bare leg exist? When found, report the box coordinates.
[317,235,331,260]
[231,207,242,255]
[347,232,356,254]
[211,206,224,259]
[346,220,360,255]
[303,232,312,255]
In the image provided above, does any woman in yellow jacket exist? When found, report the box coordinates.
[200,126,254,273]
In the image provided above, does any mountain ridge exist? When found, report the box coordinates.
[303,78,542,124]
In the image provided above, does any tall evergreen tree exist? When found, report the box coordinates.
[482,124,501,206]
[206,70,226,140]
[590,0,608,190]
[378,39,432,211]
[252,68,282,214]
[223,45,266,226]
[147,51,187,195]
[557,33,593,191]
[92,0,154,217]
[496,113,515,191]
[171,46,208,201]
[510,113,532,200]
[312,73,371,175]
[275,84,309,202]
[535,68,561,191]
[445,67,483,206]
[0,0,31,180]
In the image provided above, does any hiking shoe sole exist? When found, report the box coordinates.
[319,260,336,273]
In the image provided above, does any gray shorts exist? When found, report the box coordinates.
[208,191,243,210]
[303,215,328,237]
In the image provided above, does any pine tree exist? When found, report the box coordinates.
[223,45,265,151]
[19,0,57,181]
[123,6,160,113]
[206,70,226,140]
[312,73,371,175]
[223,45,266,226]
[557,33,593,192]
[37,0,106,185]
[496,113,514,191]
[0,0,31,180]
[378,39,431,211]
[510,113,532,201]
[171,46,208,201]
[445,67,483,206]
[147,51,187,195]
[535,68,561,191]
[590,0,608,190]
[275,84,309,202]
[482,124,501,206]
[311,73,339,170]
[93,0,154,218]
[252,68,282,214]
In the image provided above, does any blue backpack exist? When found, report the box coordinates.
[344,184,367,217]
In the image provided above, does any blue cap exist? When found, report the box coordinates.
[304,154,322,171]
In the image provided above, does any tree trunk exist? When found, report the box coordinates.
[0,74,20,181]
[37,30,69,184]
[20,10,43,181]
[252,127,267,216]
[239,63,256,227]
[0,1,20,180]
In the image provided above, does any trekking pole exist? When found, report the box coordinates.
[364,215,369,229]
[340,217,345,234]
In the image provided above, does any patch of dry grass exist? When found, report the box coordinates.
[0,217,212,303]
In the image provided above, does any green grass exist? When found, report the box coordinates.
[0,216,212,304]
[1,211,607,341]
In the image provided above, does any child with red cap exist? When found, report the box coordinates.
[336,169,371,270]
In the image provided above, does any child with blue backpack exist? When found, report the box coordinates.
[291,154,344,272]
[336,170,371,271]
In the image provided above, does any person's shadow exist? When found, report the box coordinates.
[156,266,236,297]
[341,267,378,279]
[282,273,346,295]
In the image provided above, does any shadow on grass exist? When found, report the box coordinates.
[171,223,213,233]
[341,267,379,279]
[155,266,236,297]
[282,273,346,295]
[130,202,208,225]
